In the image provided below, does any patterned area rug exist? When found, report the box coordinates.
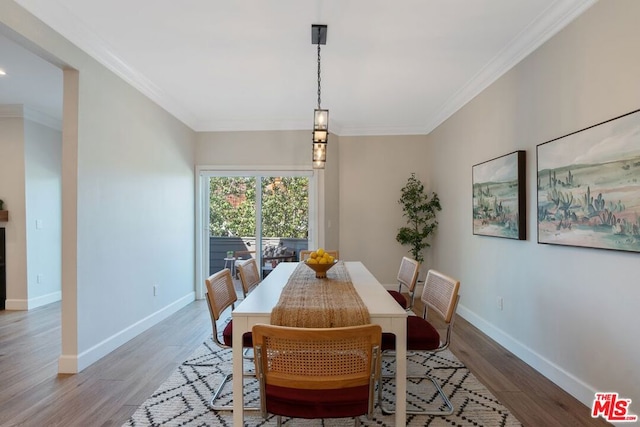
[124,338,522,426]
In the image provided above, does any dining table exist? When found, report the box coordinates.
[231,261,408,426]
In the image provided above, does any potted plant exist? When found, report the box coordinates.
[396,173,441,263]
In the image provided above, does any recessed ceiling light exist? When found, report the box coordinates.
[0,69,6,76]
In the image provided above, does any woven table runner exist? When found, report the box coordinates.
[270,262,370,328]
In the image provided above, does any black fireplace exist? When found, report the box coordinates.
[0,228,5,310]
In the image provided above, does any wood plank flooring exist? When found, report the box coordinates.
[0,297,610,426]
[413,298,610,427]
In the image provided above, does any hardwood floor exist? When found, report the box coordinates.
[0,297,609,426]
[0,300,210,427]
[414,298,610,427]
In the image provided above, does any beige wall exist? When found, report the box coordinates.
[0,111,28,305]
[1,1,197,372]
[338,134,432,284]
[1,109,63,310]
[24,117,62,307]
[195,130,309,167]
[428,0,640,406]
[322,134,340,250]
[195,129,340,251]
[72,56,196,369]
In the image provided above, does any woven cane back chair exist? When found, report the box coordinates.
[204,268,255,410]
[252,323,382,426]
[380,269,460,416]
[387,256,420,310]
[236,258,261,298]
[299,249,339,261]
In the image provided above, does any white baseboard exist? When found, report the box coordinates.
[4,299,28,310]
[58,292,195,374]
[458,304,597,408]
[5,291,62,310]
[28,291,62,309]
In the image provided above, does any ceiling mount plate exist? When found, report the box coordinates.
[311,24,327,45]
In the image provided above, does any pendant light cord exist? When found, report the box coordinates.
[317,32,322,109]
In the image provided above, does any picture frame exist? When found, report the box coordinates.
[537,108,640,253]
[472,150,526,240]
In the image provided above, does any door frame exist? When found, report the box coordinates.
[195,166,318,300]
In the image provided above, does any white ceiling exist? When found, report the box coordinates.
[0,33,62,125]
[4,0,595,135]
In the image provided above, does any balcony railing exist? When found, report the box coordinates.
[209,236,308,275]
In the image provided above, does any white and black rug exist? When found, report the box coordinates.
[124,338,522,426]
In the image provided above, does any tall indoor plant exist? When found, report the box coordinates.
[396,173,441,263]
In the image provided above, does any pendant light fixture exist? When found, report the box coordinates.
[312,24,328,169]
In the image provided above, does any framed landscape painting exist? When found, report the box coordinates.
[537,108,640,253]
[472,150,526,240]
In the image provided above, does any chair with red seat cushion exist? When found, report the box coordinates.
[205,268,254,410]
[236,258,261,298]
[380,269,460,416]
[252,323,382,426]
[387,256,420,310]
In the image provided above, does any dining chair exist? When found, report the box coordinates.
[299,249,339,261]
[387,256,420,310]
[252,323,382,426]
[236,258,261,297]
[379,269,460,415]
[204,268,256,410]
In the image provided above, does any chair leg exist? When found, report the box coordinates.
[378,376,385,410]
[210,373,261,411]
[243,346,254,359]
[379,374,454,416]
[210,373,233,410]
[424,375,454,415]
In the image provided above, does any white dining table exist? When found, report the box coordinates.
[231,261,408,426]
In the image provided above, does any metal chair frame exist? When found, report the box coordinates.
[380,269,460,416]
[204,268,258,411]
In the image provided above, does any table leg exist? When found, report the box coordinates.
[393,317,407,426]
[232,316,248,426]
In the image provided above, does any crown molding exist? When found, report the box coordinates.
[16,0,596,137]
[337,124,427,137]
[14,0,198,129]
[423,0,598,134]
[0,104,24,117]
[193,118,309,133]
[0,104,62,130]
[24,106,62,130]
[193,118,348,137]
[184,0,597,137]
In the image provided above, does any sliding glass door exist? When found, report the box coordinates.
[260,176,310,277]
[200,171,315,288]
